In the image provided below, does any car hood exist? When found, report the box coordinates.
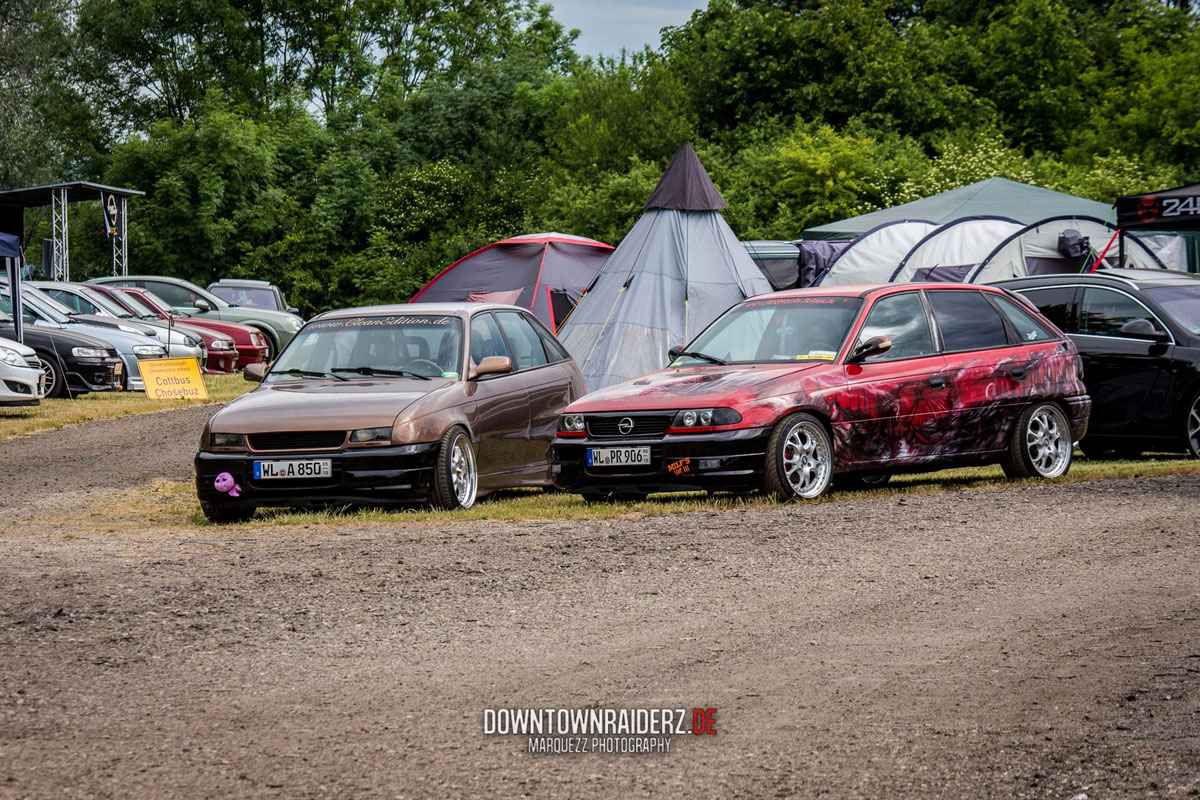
[44,321,155,353]
[164,317,259,341]
[220,306,303,328]
[70,313,160,339]
[0,336,35,357]
[572,362,837,411]
[210,378,455,432]
[0,322,116,354]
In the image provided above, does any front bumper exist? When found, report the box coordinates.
[0,363,42,406]
[551,428,771,495]
[195,442,440,509]
[65,358,123,394]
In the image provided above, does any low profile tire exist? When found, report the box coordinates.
[1002,402,1073,480]
[36,353,68,399]
[834,473,891,491]
[1185,391,1200,459]
[200,501,256,524]
[762,412,834,501]
[432,426,478,510]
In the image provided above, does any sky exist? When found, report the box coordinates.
[550,0,708,57]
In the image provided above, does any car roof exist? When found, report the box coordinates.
[996,268,1200,291]
[211,278,274,287]
[753,283,1007,301]
[311,303,529,321]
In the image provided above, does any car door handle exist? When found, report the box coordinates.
[1010,366,1026,380]
[928,376,946,390]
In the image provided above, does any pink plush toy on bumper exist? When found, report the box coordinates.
[213,472,241,498]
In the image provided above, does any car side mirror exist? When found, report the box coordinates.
[287,306,299,314]
[470,356,512,379]
[194,299,211,312]
[668,344,684,361]
[848,335,892,363]
[244,362,268,382]
[1119,318,1169,342]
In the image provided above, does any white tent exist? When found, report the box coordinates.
[968,216,1164,283]
[817,220,939,286]
[559,143,772,392]
[890,216,1024,282]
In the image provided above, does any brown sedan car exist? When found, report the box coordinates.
[195,303,585,522]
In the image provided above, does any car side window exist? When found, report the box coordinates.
[469,312,512,367]
[991,295,1056,343]
[928,290,1010,352]
[495,311,549,370]
[1017,287,1076,332]
[145,281,195,308]
[854,292,934,362]
[1079,288,1163,338]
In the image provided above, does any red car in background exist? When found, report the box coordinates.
[552,284,1091,501]
[114,286,269,369]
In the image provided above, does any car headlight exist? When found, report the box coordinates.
[210,339,235,350]
[250,332,265,345]
[0,347,24,366]
[184,335,200,347]
[558,413,586,433]
[285,316,303,331]
[349,426,391,444]
[670,407,742,430]
[210,432,244,448]
[72,346,108,358]
[132,344,166,356]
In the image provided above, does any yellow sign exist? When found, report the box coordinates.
[139,357,209,401]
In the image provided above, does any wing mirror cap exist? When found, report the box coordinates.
[244,362,268,382]
[469,355,513,379]
[1118,318,1170,342]
[194,298,212,312]
[848,335,892,363]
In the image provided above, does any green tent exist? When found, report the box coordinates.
[802,177,1115,241]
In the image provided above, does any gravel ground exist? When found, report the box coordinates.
[0,408,1198,799]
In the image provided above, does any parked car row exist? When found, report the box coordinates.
[194,278,1125,521]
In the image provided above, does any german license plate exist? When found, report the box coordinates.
[253,459,332,480]
[587,447,651,467]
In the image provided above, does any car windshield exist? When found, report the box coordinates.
[211,285,278,310]
[267,314,464,382]
[673,296,864,365]
[111,290,155,317]
[1143,285,1200,335]
[130,290,175,316]
[1,287,71,324]
[78,286,135,318]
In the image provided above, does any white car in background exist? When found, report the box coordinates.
[0,336,44,406]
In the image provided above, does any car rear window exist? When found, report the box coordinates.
[928,290,1009,351]
[990,295,1056,343]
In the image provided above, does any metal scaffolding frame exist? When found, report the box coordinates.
[51,186,69,280]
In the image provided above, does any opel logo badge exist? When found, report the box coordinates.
[618,417,634,435]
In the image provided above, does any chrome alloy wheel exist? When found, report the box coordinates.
[449,433,478,508]
[38,357,57,397]
[1026,405,1070,478]
[1188,395,1200,458]
[781,420,832,498]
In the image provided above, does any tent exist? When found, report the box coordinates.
[410,232,612,332]
[0,232,22,343]
[559,142,773,392]
[890,217,1025,282]
[967,215,1164,284]
[803,178,1116,241]
[816,220,938,286]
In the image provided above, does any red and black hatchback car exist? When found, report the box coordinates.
[551,284,1091,501]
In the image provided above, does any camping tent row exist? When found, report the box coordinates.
[814,215,1164,287]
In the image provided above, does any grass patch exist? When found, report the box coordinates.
[49,452,1200,534]
[0,373,250,440]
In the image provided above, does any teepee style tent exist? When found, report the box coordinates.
[967,216,1164,284]
[410,233,613,332]
[816,220,939,286]
[559,143,773,392]
[889,216,1025,282]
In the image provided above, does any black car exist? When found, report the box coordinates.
[997,269,1200,458]
[0,312,124,398]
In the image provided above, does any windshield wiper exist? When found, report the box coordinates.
[272,368,348,381]
[675,350,726,365]
[332,366,430,380]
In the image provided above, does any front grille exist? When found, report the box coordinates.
[586,414,673,438]
[248,430,347,451]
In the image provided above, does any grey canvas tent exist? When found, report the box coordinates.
[803,178,1116,241]
[559,143,772,392]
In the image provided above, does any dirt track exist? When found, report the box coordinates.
[1,409,1198,798]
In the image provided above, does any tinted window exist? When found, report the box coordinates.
[928,291,1009,351]
[145,280,199,308]
[1018,287,1075,332]
[854,292,934,362]
[1080,288,1163,337]
[495,311,549,370]
[991,295,1055,343]
[470,313,511,365]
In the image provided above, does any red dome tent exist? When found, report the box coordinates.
[410,233,612,332]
